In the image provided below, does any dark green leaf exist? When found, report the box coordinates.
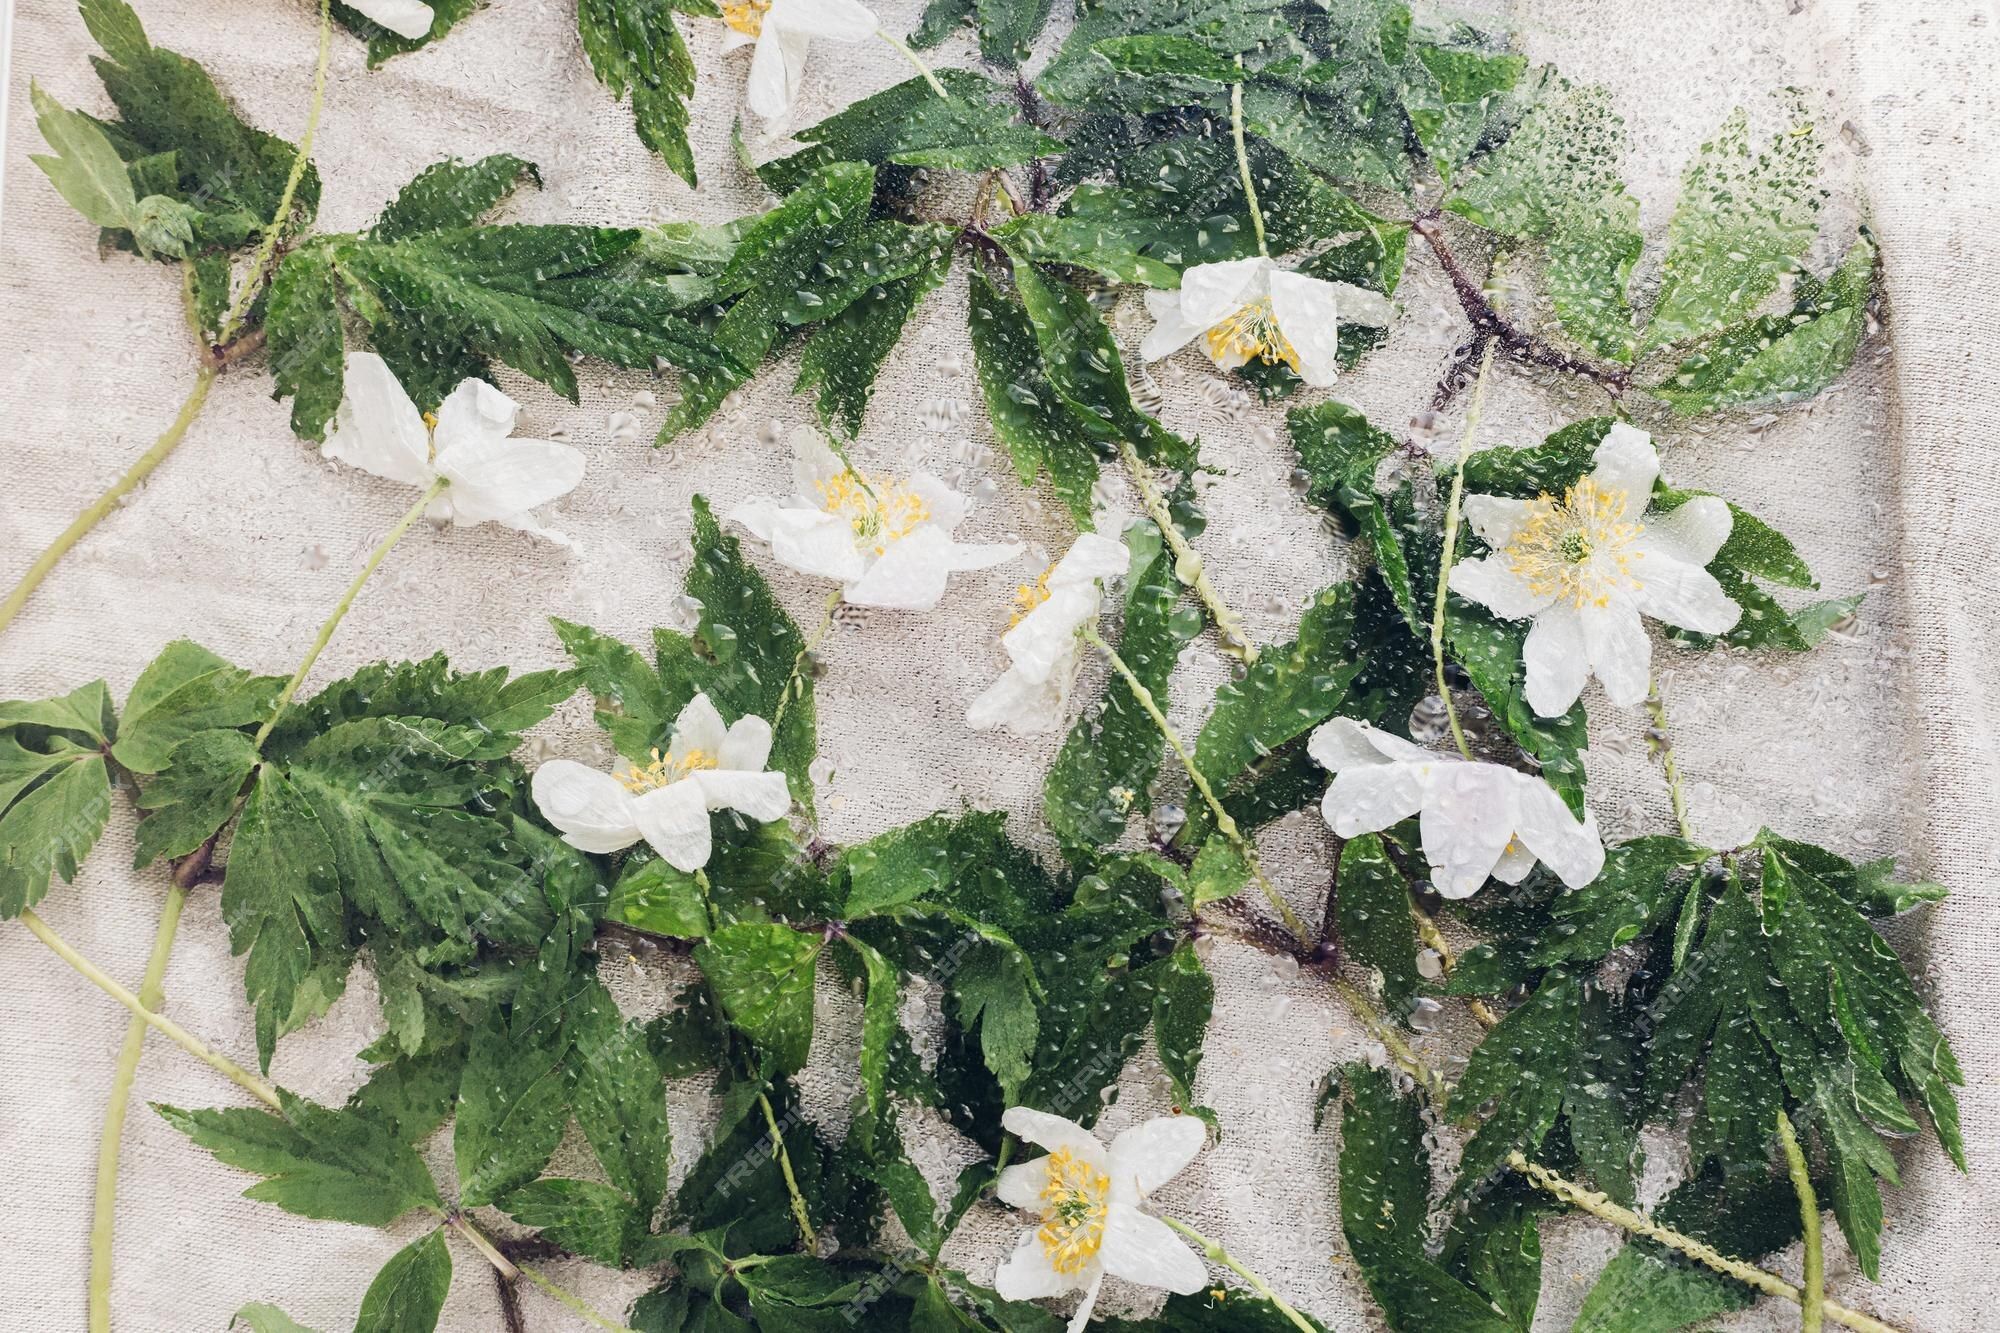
[504,1178,647,1267]
[132,727,258,866]
[113,638,281,773]
[1152,944,1212,1111]
[578,0,702,184]
[965,266,1102,526]
[1335,832,1422,1021]
[354,1230,451,1333]
[695,922,824,1074]
[370,154,541,241]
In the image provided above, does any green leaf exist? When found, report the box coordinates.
[454,988,575,1208]
[797,227,954,439]
[0,703,115,917]
[230,1305,322,1333]
[757,70,1061,194]
[1287,401,1426,628]
[348,1038,466,1144]
[578,0,702,184]
[1335,833,1423,1021]
[332,0,481,66]
[550,617,674,765]
[848,937,902,1129]
[1403,44,1528,179]
[113,638,282,773]
[504,1177,647,1268]
[30,80,139,231]
[917,0,1056,65]
[695,923,824,1074]
[157,1090,441,1226]
[1643,102,1822,351]
[1045,522,1192,852]
[965,266,1102,526]
[1532,836,1708,965]
[948,939,1041,1104]
[264,247,345,438]
[0,679,115,742]
[354,1230,452,1333]
[132,727,258,866]
[608,857,712,938]
[1152,944,1212,1111]
[571,987,671,1217]
[1093,34,1244,84]
[370,154,541,241]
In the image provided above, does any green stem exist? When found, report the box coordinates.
[1643,680,1696,842]
[773,587,842,736]
[87,881,188,1333]
[16,908,281,1111]
[1332,977,1449,1104]
[447,1215,639,1333]
[1507,1153,1899,1333]
[1116,436,1256,664]
[254,477,447,747]
[1081,625,1310,946]
[1163,1217,1314,1332]
[1230,67,1270,259]
[1777,1111,1824,1333]
[1428,340,1497,762]
[759,1090,819,1252]
[876,28,949,100]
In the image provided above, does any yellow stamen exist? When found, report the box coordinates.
[1009,568,1054,627]
[721,0,770,37]
[1036,1148,1111,1276]
[1203,297,1301,373]
[1501,477,1646,610]
[614,746,718,794]
[815,470,931,557]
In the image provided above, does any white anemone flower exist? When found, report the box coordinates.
[993,1108,1209,1332]
[1310,718,1604,899]
[730,427,1022,610]
[1141,256,1396,388]
[966,531,1130,736]
[347,0,433,40]
[1446,423,1741,717]
[321,353,585,547]
[530,694,792,873]
[720,0,879,124]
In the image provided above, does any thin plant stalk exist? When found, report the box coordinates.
[1644,679,1697,841]
[759,1090,819,1252]
[1428,340,1497,762]
[1116,436,1256,664]
[1230,62,1270,259]
[448,1215,636,1333]
[1777,1110,1825,1333]
[876,28,948,99]
[1163,1217,1314,1333]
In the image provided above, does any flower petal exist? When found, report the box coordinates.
[434,436,586,526]
[1098,1206,1209,1294]
[1580,602,1651,707]
[766,507,869,584]
[1420,764,1519,898]
[1522,602,1590,718]
[1141,290,1209,362]
[1462,494,1547,550]
[1267,268,1346,387]
[996,1159,1050,1211]
[1106,1116,1207,1200]
[966,665,1066,735]
[1636,495,1732,568]
[1449,553,1554,622]
[530,760,640,854]
[1588,422,1660,505]
[669,694,729,762]
[719,715,774,773]
[433,376,521,453]
[1176,257,1270,326]
[844,526,956,609]
[1632,556,1743,635]
[1510,777,1605,890]
[908,471,971,532]
[1321,763,1427,837]
[1002,1108,1107,1164]
[322,352,434,488]
[1492,837,1538,884]
[789,424,849,496]
[692,768,793,820]
[631,779,713,872]
[994,1230,1076,1301]
[1047,532,1131,590]
[1067,1272,1106,1333]
[772,0,878,41]
[744,24,810,121]
[349,0,434,41]
[1000,585,1097,682]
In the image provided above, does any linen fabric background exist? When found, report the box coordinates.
[1,0,1994,1329]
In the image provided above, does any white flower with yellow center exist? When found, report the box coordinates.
[530,694,791,872]
[1447,423,1741,717]
[966,531,1130,736]
[993,1108,1210,1332]
[347,0,433,40]
[1310,718,1604,898]
[719,0,879,124]
[1141,256,1396,388]
[321,352,586,547]
[730,427,1022,609]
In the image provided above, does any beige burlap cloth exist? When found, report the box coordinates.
[1,0,1993,1328]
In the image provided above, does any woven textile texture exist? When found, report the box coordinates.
[1,0,1994,1329]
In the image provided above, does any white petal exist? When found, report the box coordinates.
[1268,269,1346,388]
[1588,422,1660,504]
[1448,554,1554,621]
[1098,1206,1209,1295]
[966,666,1066,735]
[1067,1273,1105,1333]
[530,761,640,854]
[789,424,850,495]
[1420,765,1519,898]
[322,352,433,487]
[719,715,774,773]
[1462,494,1547,549]
[1510,777,1606,890]
[844,527,956,609]
[1321,717,1435,767]
[1308,717,1394,773]
[1321,764,1427,837]
[1327,279,1396,326]
[692,768,793,820]
[1580,603,1652,708]
[1047,532,1131,590]
[1106,1117,1207,1200]
[728,497,785,543]
[1632,556,1743,635]
[745,26,810,121]
[348,0,434,40]
[434,436,585,526]
[1000,586,1096,683]
[1002,1108,1107,1164]
[946,539,1027,572]
[1141,291,1209,362]
[1492,837,1538,884]
[1177,257,1270,327]
[771,0,878,41]
[767,508,869,584]
[631,779,713,872]
[433,377,521,453]
[996,1159,1050,1211]
[994,1231,1075,1301]
[909,472,971,533]
[1522,603,1590,718]
[1635,495,1732,569]
[670,693,729,761]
